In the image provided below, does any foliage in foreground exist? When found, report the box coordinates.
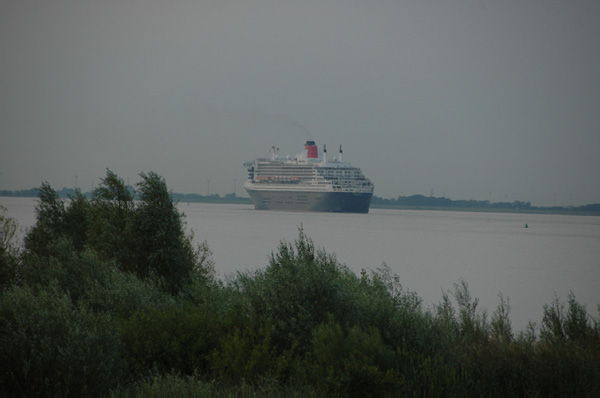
[1,171,599,396]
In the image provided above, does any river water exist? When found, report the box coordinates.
[2,197,599,332]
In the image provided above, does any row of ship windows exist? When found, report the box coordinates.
[253,174,365,180]
[255,168,314,173]
[254,170,314,176]
[254,166,361,176]
[251,177,370,187]
[252,179,369,187]
[321,171,361,178]
[255,169,362,178]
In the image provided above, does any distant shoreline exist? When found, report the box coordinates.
[2,189,599,216]
[370,204,599,216]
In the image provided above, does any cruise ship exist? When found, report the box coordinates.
[244,141,374,213]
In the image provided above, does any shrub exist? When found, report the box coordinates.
[540,292,599,345]
[305,318,403,396]
[236,228,357,353]
[209,323,289,383]
[24,182,67,257]
[354,265,438,355]
[18,238,170,320]
[87,169,136,268]
[490,293,513,343]
[0,284,124,396]
[0,205,20,289]
[24,170,211,296]
[120,302,222,377]
[131,171,198,293]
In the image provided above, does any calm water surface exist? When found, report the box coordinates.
[2,197,599,332]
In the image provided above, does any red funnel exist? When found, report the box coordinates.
[305,140,318,158]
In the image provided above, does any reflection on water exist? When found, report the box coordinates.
[2,197,599,332]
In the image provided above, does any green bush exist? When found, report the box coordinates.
[0,284,124,396]
[19,238,170,320]
[111,372,303,397]
[24,170,212,296]
[534,293,600,395]
[24,182,68,257]
[112,372,216,397]
[353,265,440,356]
[305,318,403,396]
[209,323,288,383]
[132,172,199,293]
[235,228,358,353]
[0,205,20,289]
[120,302,222,377]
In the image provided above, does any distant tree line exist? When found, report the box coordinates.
[1,170,599,396]
[372,194,532,209]
[0,187,252,204]
[372,194,600,213]
[0,188,40,197]
[173,192,252,204]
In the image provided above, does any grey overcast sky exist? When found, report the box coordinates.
[1,0,599,206]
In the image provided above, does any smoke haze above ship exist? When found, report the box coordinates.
[1,0,600,206]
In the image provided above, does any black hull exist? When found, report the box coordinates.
[246,189,373,213]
